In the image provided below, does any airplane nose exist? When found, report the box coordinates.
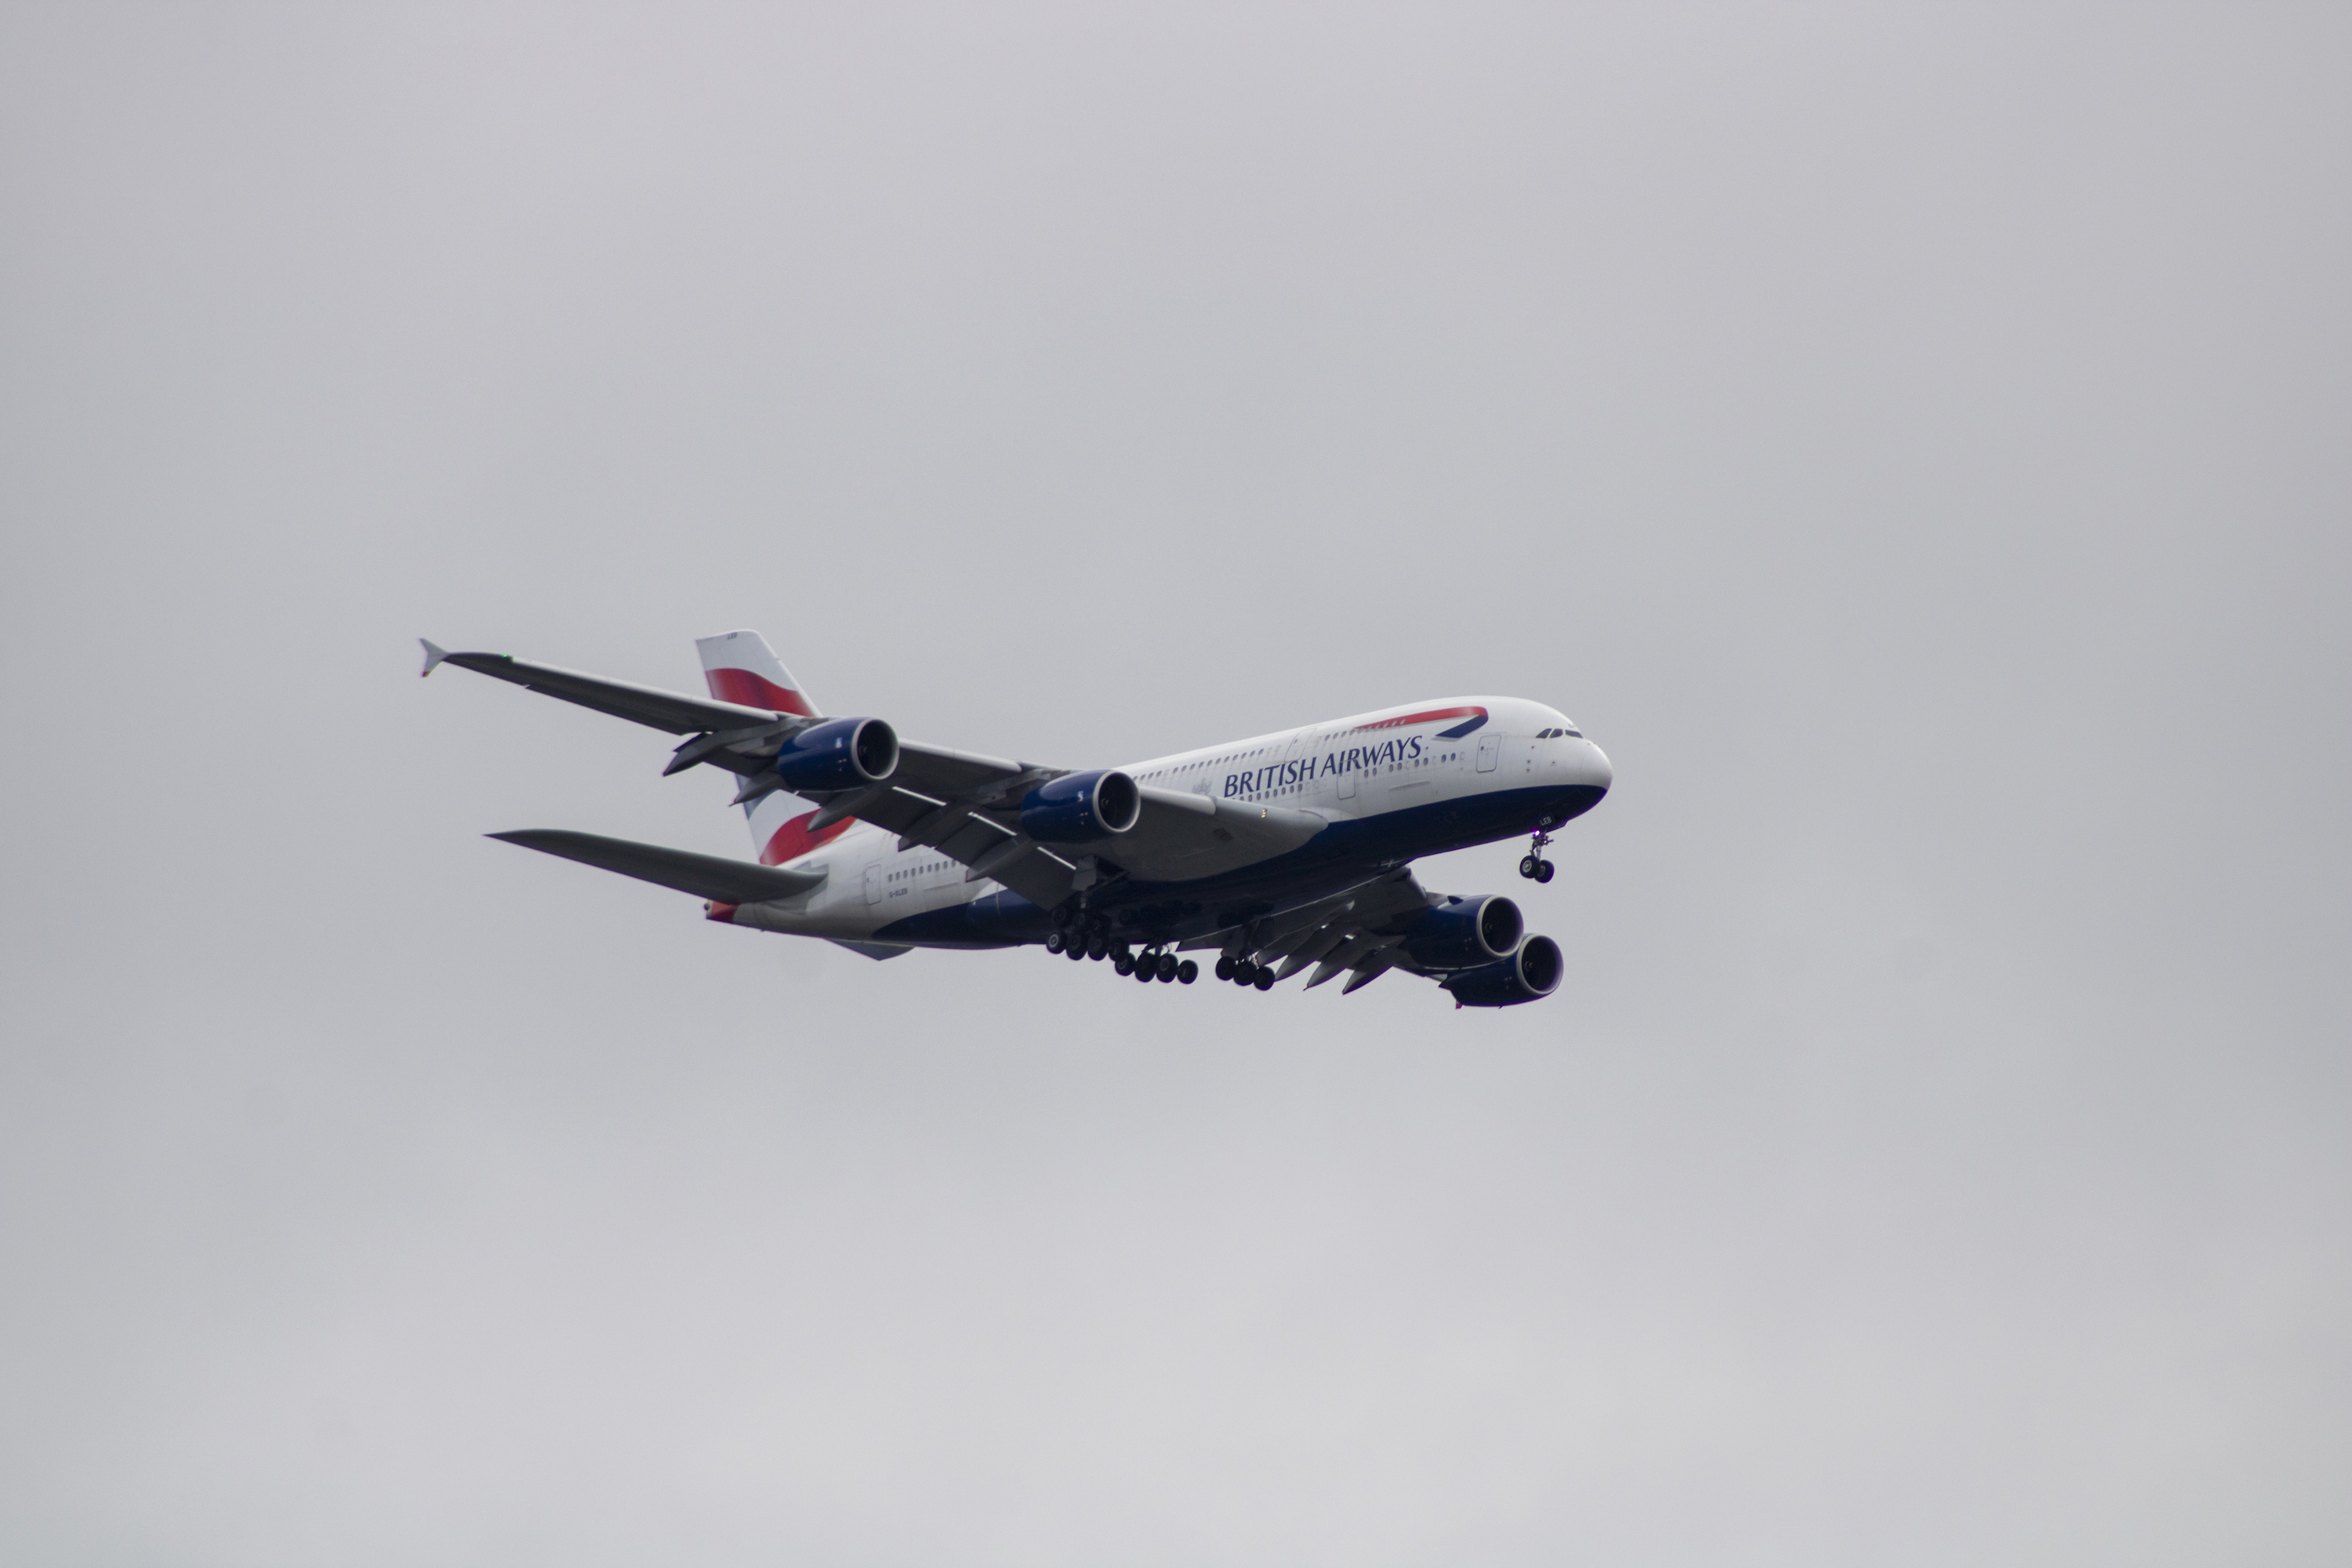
[1582,739,1613,795]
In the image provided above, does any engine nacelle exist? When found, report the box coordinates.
[1439,935,1564,1008]
[1398,894,1523,971]
[771,717,898,793]
[1018,769,1142,843]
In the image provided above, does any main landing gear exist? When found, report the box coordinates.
[1045,927,1109,960]
[1123,948,1194,985]
[1519,829,1557,884]
[1214,954,1277,992]
[1045,926,1196,985]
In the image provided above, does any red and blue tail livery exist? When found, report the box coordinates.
[423,630,1611,1006]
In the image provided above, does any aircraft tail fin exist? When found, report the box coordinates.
[695,630,818,718]
[695,630,847,866]
[744,791,855,867]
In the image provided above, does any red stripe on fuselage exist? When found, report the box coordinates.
[762,809,852,866]
[1348,704,1486,733]
[704,667,816,717]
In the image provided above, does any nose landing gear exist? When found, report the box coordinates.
[1519,829,1557,884]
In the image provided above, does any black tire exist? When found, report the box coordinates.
[1177,960,1198,985]
[1065,942,1085,960]
[1535,860,1555,884]
[1046,930,1065,954]
[1214,956,1234,981]
[1086,935,1106,960]
[1134,958,1156,983]
[1519,855,1538,879]
[1113,953,1134,975]
[1156,953,1178,982]
[1253,968,1275,991]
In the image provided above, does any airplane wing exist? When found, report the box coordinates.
[422,642,789,735]
[424,639,1330,910]
[425,639,1079,903]
[797,765,1082,910]
[488,829,828,902]
[423,639,1044,792]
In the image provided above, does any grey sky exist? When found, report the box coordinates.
[2,4,2347,1563]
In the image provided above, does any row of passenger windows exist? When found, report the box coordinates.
[1138,744,1272,782]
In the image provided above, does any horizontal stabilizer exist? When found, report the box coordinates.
[489,829,827,903]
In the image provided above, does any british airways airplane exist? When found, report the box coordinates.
[423,630,1611,1007]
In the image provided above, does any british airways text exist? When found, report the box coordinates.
[1225,736,1426,797]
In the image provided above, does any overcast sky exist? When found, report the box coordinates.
[2,4,2347,1563]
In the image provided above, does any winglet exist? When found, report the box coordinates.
[419,638,449,677]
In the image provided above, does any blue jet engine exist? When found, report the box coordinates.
[1019,769,1142,843]
[1439,935,1564,1007]
[770,717,898,793]
[1398,894,1523,970]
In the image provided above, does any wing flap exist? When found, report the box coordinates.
[801,779,1077,911]
[959,832,1076,909]
[490,829,827,903]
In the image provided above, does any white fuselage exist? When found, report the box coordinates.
[717,695,1610,946]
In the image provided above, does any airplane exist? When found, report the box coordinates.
[421,630,1612,1007]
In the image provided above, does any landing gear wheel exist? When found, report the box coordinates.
[1086,935,1107,960]
[1134,955,1157,983]
[1065,941,1086,961]
[1253,968,1275,991]
[1214,956,1235,982]
[1177,960,1198,985]
[1523,829,1556,883]
[1113,953,1134,975]
[1046,930,1066,954]
[1156,953,1178,982]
